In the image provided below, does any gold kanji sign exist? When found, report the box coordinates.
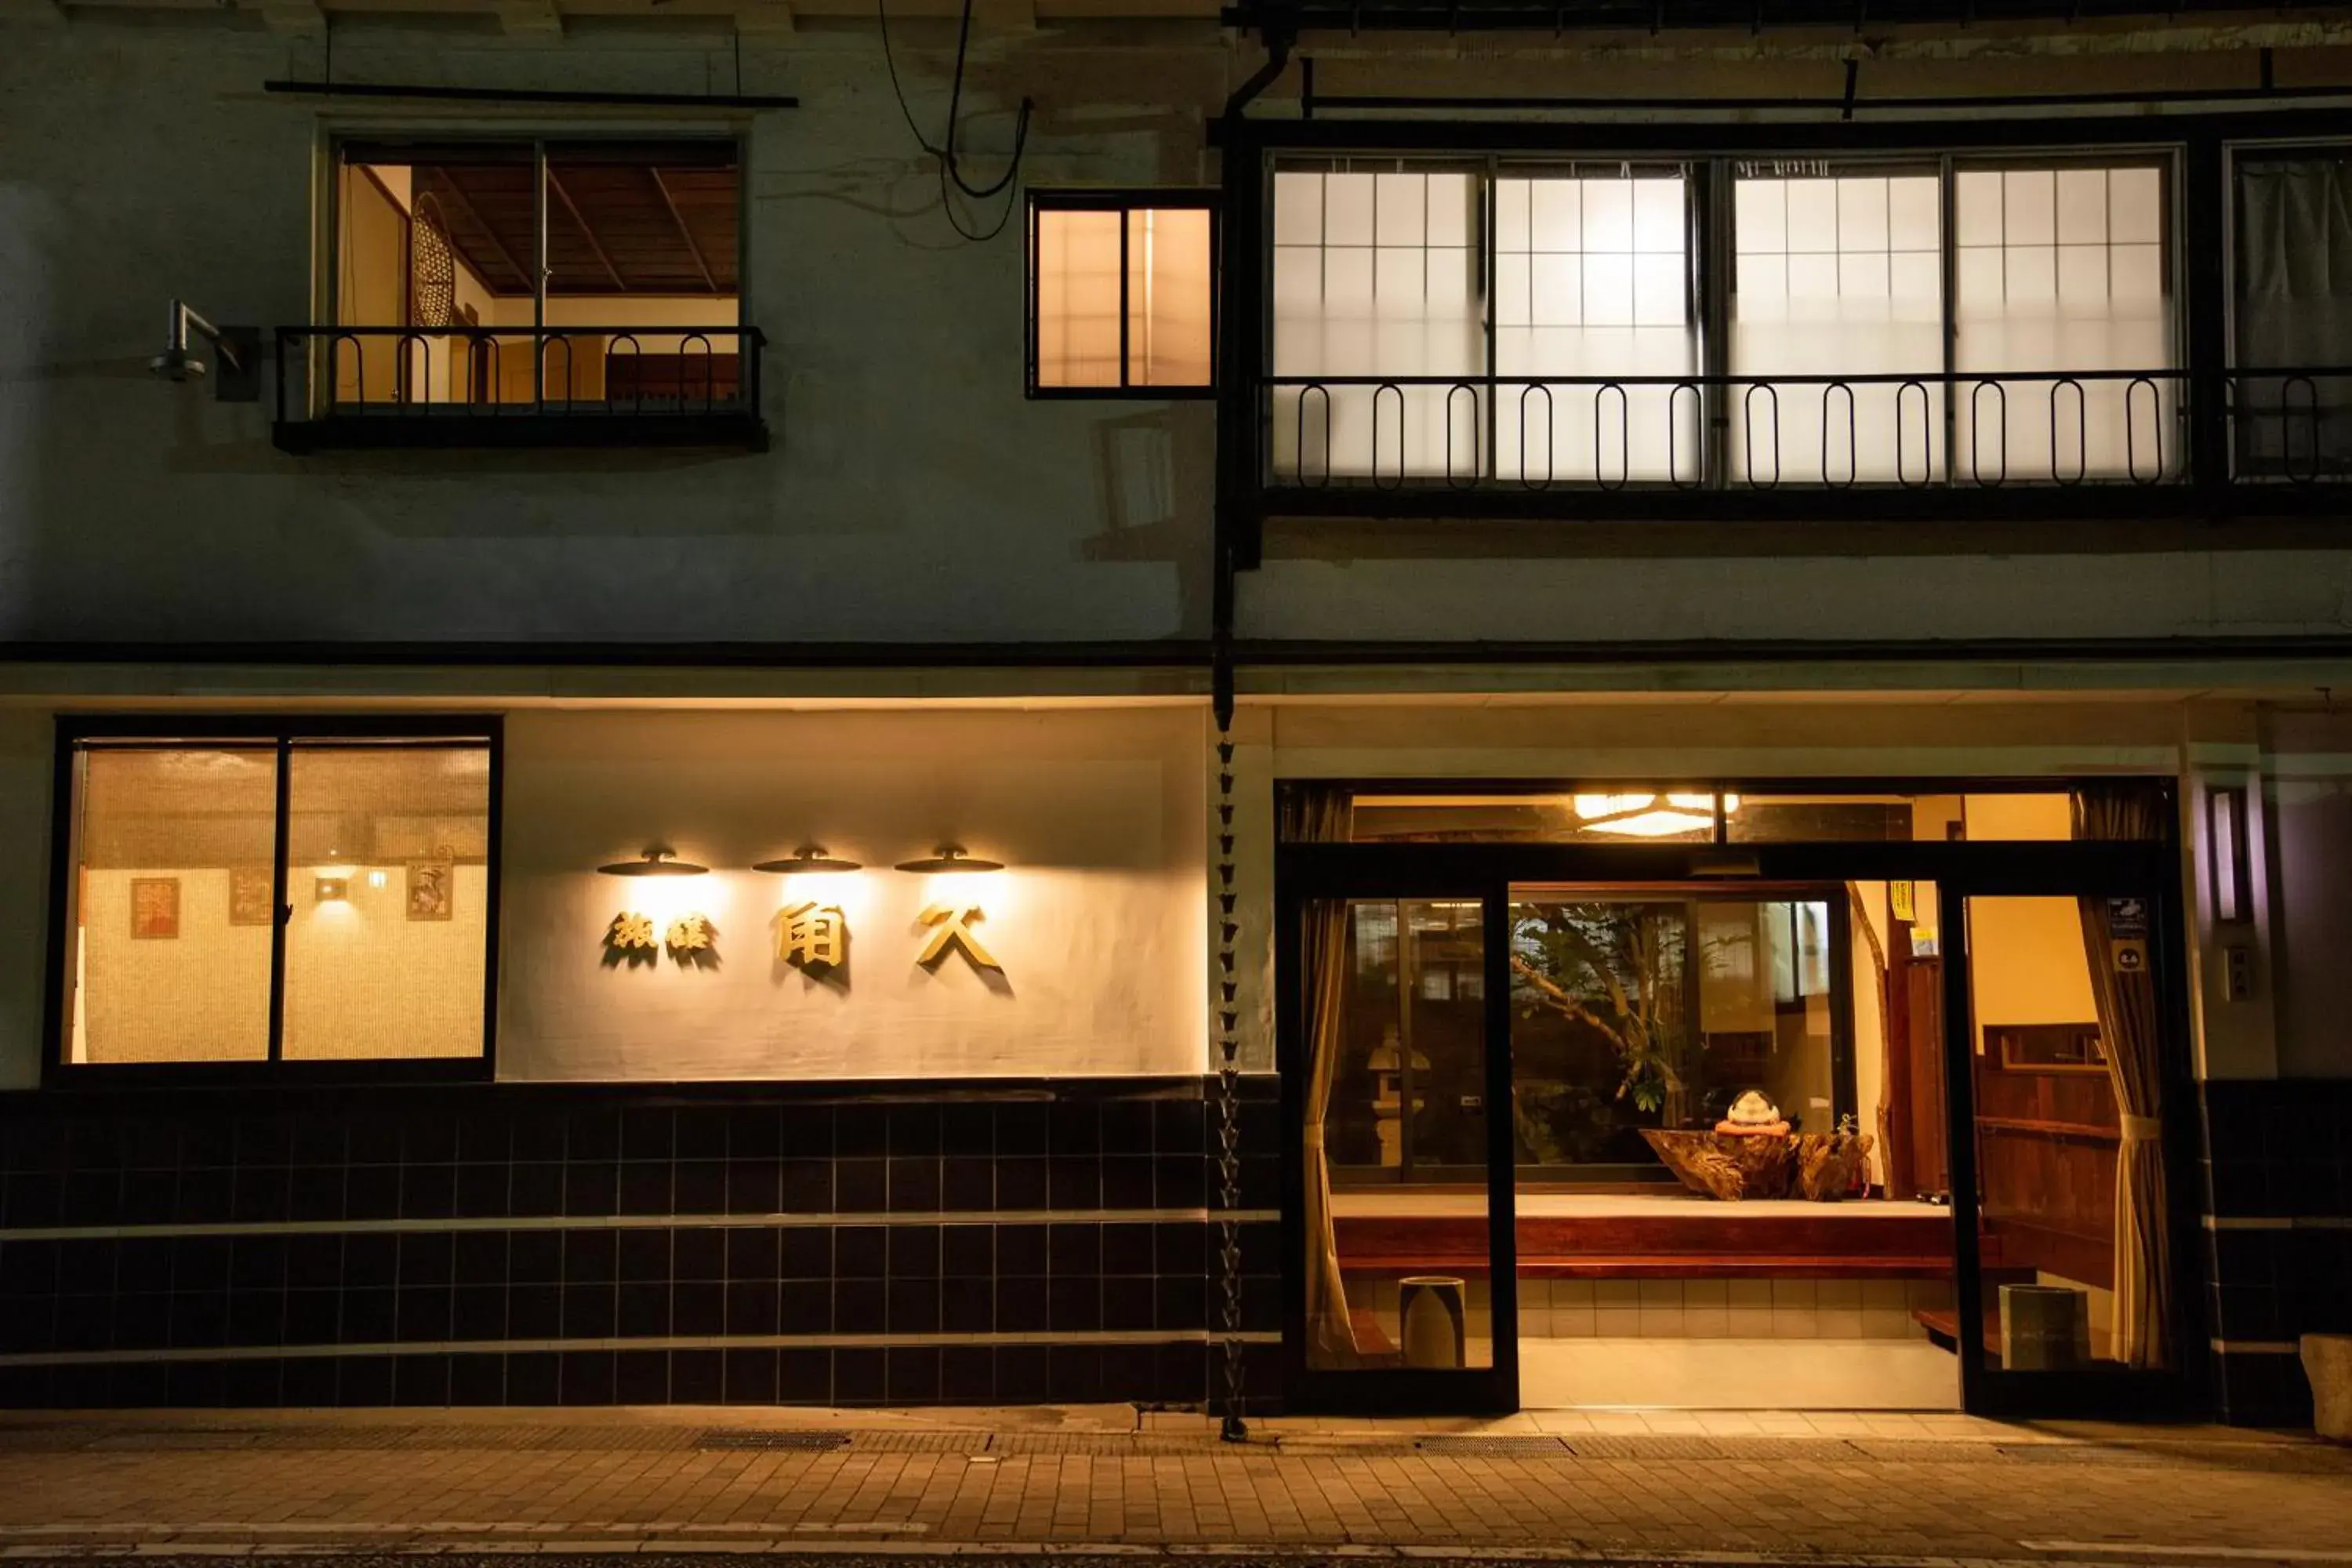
[605,911,658,953]
[665,913,715,957]
[916,902,1000,971]
[778,902,847,971]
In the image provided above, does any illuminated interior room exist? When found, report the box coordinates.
[330,139,743,412]
[1286,782,2169,1411]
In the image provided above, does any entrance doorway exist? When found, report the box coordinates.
[1279,783,2194,1420]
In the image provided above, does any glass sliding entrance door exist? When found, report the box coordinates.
[1940,869,2190,1417]
[1283,890,1516,1413]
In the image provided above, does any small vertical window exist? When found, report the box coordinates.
[1028,191,1217,395]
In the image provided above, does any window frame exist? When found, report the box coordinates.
[1025,187,1221,400]
[1260,147,2190,487]
[42,714,503,1089]
[327,132,750,336]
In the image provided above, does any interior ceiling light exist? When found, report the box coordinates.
[894,844,1004,873]
[597,848,710,877]
[752,846,863,874]
[1571,793,1739,839]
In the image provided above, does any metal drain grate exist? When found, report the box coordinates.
[993,1435,1231,1457]
[84,1429,267,1451]
[694,1428,851,1451]
[1414,1436,1573,1457]
[1562,1435,1735,1460]
[1847,1439,2016,1464]
[1998,1443,2172,1466]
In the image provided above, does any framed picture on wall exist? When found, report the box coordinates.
[130,877,180,940]
[407,855,453,922]
[228,866,274,927]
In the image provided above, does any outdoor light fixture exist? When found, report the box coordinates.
[1572,793,1738,839]
[149,299,260,401]
[752,846,863,874]
[894,844,1004,873]
[597,848,710,877]
[2209,786,2251,924]
[314,874,350,904]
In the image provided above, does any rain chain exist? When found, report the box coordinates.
[1214,726,1247,1442]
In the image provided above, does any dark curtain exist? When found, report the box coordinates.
[2236,158,2352,477]
[2071,783,2172,1370]
[1284,785,1359,1369]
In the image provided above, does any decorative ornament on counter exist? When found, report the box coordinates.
[1715,1090,1791,1139]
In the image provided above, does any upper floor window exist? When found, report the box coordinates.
[2234,148,2352,480]
[1028,191,1217,395]
[56,723,497,1075]
[279,138,760,451]
[1265,154,2180,490]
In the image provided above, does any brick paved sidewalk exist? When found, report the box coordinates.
[0,1407,2344,1565]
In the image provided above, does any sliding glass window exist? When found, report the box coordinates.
[1953,160,2174,482]
[1265,152,2180,489]
[1730,164,1944,485]
[329,138,742,412]
[1494,167,1697,485]
[57,726,497,1073]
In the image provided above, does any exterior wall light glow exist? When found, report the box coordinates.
[895,844,1004,873]
[1572,792,1737,839]
[314,874,350,903]
[2209,785,2251,924]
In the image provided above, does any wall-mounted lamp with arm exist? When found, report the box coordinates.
[150,299,260,402]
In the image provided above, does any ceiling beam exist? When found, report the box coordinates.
[546,168,630,293]
[422,172,535,297]
[648,168,720,294]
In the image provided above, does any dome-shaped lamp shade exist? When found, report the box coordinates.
[894,844,1004,873]
[752,846,863,874]
[597,848,710,877]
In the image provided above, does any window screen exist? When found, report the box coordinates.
[1733,168,1944,484]
[1954,162,2175,481]
[1494,169,1697,485]
[1271,167,1483,480]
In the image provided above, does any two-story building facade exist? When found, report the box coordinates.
[0,0,2347,1428]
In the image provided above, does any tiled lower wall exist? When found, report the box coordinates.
[0,1076,1285,1410]
[2198,1078,2352,1428]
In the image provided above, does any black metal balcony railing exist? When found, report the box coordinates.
[271,325,768,454]
[1254,367,2352,516]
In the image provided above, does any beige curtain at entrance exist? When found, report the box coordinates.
[2071,785,2172,1370]
[1287,785,1359,1368]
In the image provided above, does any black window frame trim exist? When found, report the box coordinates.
[1025,186,1222,401]
[42,713,504,1091]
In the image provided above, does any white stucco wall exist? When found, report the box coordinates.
[494,705,1210,1080]
[0,22,1223,647]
